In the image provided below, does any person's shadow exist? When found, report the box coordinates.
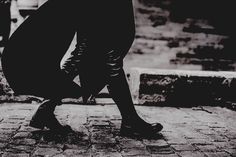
[30,129,88,145]
[30,128,164,144]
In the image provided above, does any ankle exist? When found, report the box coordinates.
[37,100,59,114]
[122,114,145,124]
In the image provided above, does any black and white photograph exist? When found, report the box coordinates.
[0,0,235,156]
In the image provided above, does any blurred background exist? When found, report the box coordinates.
[0,0,235,96]
[128,0,235,73]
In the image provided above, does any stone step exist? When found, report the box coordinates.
[129,68,236,108]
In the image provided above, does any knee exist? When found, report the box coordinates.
[106,50,124,77]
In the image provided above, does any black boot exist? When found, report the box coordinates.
[29,99,73,133]
[107,70,163,137]
[120,116,163,138]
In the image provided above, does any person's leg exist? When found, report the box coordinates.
[106,49,163,137]
[29,70,84,132]
[61,33,96,103]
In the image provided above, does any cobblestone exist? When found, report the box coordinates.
[0,102,236,156]
[32,147,63,157]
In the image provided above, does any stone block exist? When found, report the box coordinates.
[32,147,63,157]
[177,151,206,157]
[171,144,196,151]
[130,68,236,106]
[1,152,30,157]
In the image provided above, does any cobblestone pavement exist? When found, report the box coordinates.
[0,102,236,157]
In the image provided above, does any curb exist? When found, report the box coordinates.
[130,68,236,109]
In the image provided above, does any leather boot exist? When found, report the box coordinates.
[29,99,73,133]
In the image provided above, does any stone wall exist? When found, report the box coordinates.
[130,68,236,109]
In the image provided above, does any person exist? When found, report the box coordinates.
[0,0,11,47]
[1,0,163,137]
